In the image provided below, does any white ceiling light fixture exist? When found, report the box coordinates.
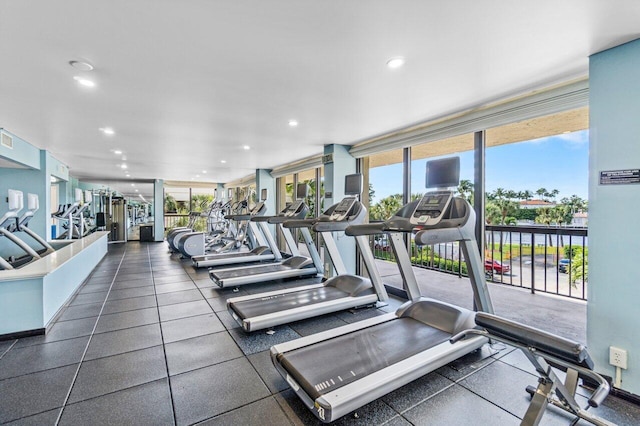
[131,183,135,187]
[73,76,96,87]
[120,163,127,169]
[220,160,227,164]
[243,145,250,150]
[202,170,207,174]
[100,127,115,135]
[69,60,94,71]
[288,120,298,127]
[114,150,122,155]
[386,56,405,69]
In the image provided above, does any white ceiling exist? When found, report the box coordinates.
[1,1,639,189]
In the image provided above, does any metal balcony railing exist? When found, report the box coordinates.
[371,224,588,300]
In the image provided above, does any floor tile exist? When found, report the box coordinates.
[155,281,197,294]
[216,310,242,330]
[229,325,300,356]
[0,336,89,380]
[171,357,270,426]
[57,302,103,322]
[68,346,167,403]
[111,278,155,289]
[0,365,77,423]
[158,300,212,322]
[153,274,192,285]
[165,332,243,375]
[70,291,109,306]
[247,350,288,393]
[402,383,520,425]
[382,371,455,413]
[457,360,538,419]
[161,313,225,343]
[193,278,216,289]
[60,378,173,426]
[115,272,153,282]
[434,344,499,381]
[3,408,60,425]
[156,289,204,306]
[0,339,17,357]
[107,285,156,300]
[199,396,291,426]
[95,307,159,334]
[13,317,97,348]
[102,295,157,315]
[84,323,163,360]
[77,283,112,294]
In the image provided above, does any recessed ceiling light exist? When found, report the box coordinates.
[220,160,227,164]
[73,76,96,87]
[196,174,200,178]
[386,57,405,69]
[202,170,207,174]
[131,183,135,187]
[100,127,115,135]
[288,120,298,127]
[120,164,127,169]
[243,145,250,150]
[114,150,122,155]
[135,189,139,192]
[69,60,94,71]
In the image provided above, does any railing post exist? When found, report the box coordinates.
[530,231,535,294]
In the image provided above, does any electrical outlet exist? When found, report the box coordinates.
[609,346,628,369]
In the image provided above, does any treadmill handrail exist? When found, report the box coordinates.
[282,218,317,229]
[344,223,385,236]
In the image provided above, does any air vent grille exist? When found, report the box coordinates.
[1,132,13,149]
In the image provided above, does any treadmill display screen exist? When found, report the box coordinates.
[285,200,304,216]
[411,191,453,225]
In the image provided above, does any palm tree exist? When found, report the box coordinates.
[456,179,474,203]
[535,207,554,247]
[370,194,403,221]
[164,194,177,213]
[536,188,548,202]
[519,190,533,201]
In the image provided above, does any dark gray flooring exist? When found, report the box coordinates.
[0,242,638,425]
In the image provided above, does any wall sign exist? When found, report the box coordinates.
[599,169,640,185]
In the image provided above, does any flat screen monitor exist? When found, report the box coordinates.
[260,188,268,201]
[344,173,362,196]
[75,188,83,203]
[296,183,308,200]
[426,157,460,189]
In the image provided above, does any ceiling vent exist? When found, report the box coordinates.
[1,132,13,149]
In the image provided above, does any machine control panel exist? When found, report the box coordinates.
[410,191,453,226]
[329,197,357,221]
[284,200,305,217]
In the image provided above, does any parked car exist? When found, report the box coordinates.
[485,259,510,274]
[558,258,571,273]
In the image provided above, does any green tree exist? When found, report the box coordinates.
[569,249,588,287]
[370,194,403,221]
[488,188,518,225]
[164,194,177,213]
[456,179,474,203]
[535,207,554,246]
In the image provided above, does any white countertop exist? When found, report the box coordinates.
[0,232,109,281]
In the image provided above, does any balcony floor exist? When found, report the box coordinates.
[0,242,638,425]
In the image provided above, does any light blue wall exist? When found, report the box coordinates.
[0,129,40,169]
[154,179,164,241]
[256,169,276,215]
[323,144,357,274]
[588,38,640,394]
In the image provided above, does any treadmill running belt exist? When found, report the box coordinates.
[278,317,450,400]
[212,264,290,280]
[231,286,354,319]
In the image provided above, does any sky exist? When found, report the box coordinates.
[369,130,589,203]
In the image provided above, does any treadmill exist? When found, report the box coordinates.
[270,157,494,423]
[192,187,308,268]
[187,189,270,264]
[227,174,389,332]
[209,180,355,288]
[0,190,42,270]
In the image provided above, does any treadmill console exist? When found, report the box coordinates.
[410,191,453,226]
[284,200,304,217]
[329,197,357,221]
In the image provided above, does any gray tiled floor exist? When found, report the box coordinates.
[1,242,639,425]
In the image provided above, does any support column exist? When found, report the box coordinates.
[474,130,486,256]
[588,38,640,394]
[323,144,357,275]
[153,179,164,242]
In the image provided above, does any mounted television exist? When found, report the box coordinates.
[296,183,309,200]
[425,157,460,189]
[260,188,268,201]
[7,189,22,210]
[74,188,83,203]
[345,173,363,196]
